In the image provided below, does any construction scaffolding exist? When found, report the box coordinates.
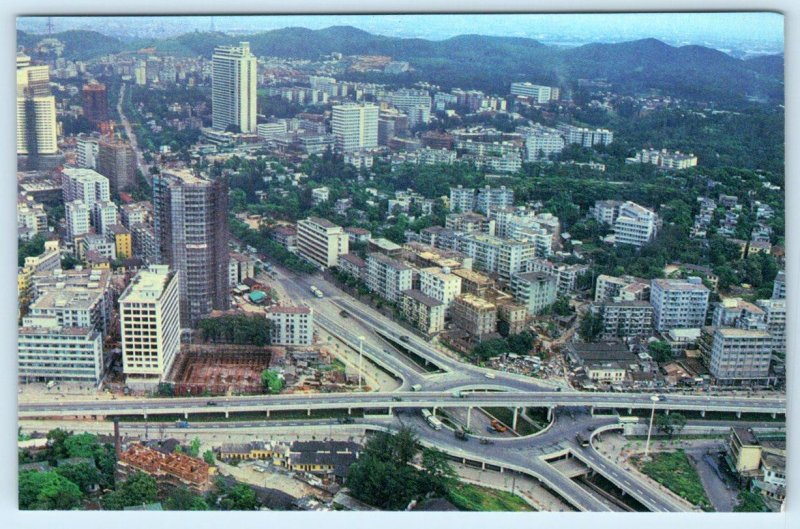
[167,345,272,396]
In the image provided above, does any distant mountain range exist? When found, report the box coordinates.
[17,26,784,102]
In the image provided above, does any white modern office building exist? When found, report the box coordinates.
[366,253,413,303]
[212,42,258,133]
[119,265,181,387]
[614,201,659,247]
[331,103,379,152]
[296,217,349,268]
[18,316,104,384]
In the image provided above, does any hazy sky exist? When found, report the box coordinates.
[17,12,784,50]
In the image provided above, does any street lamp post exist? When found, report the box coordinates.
[644,394,660,460]
[358,336,365,390]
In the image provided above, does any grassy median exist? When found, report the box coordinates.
[633,450,711,509]
[448,483,535,511]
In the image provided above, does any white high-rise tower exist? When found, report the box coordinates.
[211,42,257,133]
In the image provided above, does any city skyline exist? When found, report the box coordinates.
[17,12,784,53]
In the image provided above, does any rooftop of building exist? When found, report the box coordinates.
[402,289,444,308]
[120,265,173,303]
[303,216,338,229]
[455,293,496,310]
[269,306,311,315]
[452,268,493,285]
[715,328,772,338]
[718,297,765,314]
[339,253,366,267]
[367,252,410,271]
[370,238,402,251]
[567,342,636,362]
[652,277,710,292]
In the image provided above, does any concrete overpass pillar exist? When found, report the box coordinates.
[547,406,554,421]
[701,410,705,417]
[184,412,188,419]
[389,406,393,414]
[266,410,270,418]
[307,408,312,416]
[462,458,466,464]
[433,407,437,417]
[512,407,519,431]
[225,411,229,418]
[348,408,352,415]
[481,462,486,470]
[500,467,504,474]
[589,406,594,416]
[628,408,632,415]
[467,407,472,430]
[772,412,777,419]
[736,411,742,418]
[665,409,670,416]
[143,413,147,420]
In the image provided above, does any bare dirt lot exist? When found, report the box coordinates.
[170,350,272,396]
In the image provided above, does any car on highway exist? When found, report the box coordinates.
[479,438,495,445]
[392,396,403,402]
[399,335,411,343]
[206,401,218,406]
[484,373,496,379]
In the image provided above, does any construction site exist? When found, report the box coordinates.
[167,345,274,396]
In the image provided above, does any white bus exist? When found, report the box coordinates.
[618,416,640,424]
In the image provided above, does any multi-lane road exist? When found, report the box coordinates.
[21,259,787,512]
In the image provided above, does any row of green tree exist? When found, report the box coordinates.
[198,313,272,345]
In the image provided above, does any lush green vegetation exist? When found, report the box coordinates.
[346,427,456,510]
[448,482,534,512]
[655,412,687,437]
[19,470,84,510]
[230,218,318,274]
[635,450,711,509]
[260,368,285,394]
[18,234,47,267]
[734,490,769,512]
[198,313,272,345]
[103,471,159,510]
[469,331,536,362]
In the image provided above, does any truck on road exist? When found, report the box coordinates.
[421,409,443,430]
[454,427,468,441]
[490,419,508,433]
[310,286,324,298]
[411,384,422,391]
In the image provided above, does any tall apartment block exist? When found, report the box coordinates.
[449,185,476,212]
[16,53,57,156]
[82,82,109,126]
[97,136,137,193]
[476,186,514,214]
[119,265,181,387]
[650,277,710,332]
[419,266,463,311]
[268,306,314,346]
[212,42,257,133]
[65,200,92,242]
[62,167,111,208]
[331,103,379,152]
[452,294,497,340]
[614,201,658,247]
[153,169,230,327]
[708,328,773,385]
[366,253,413,303]
[511,271,558,316]
[296,217,349,268]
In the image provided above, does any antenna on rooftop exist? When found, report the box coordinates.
[46,17,54,36]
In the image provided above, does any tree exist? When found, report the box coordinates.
[54,462,101,493]
[261,369,284,394]
[578,311,604,342]
[46,428,70,461]
[656,412,687,438]
[648,340,674,363]
[103,471,158,510]
[65,433,98,458]
[420,448,456,496]
[203,450,215,465]
[219,483,259,511]
[19,471,83,510]
[164,486,209,511]
[189,437,201,458]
